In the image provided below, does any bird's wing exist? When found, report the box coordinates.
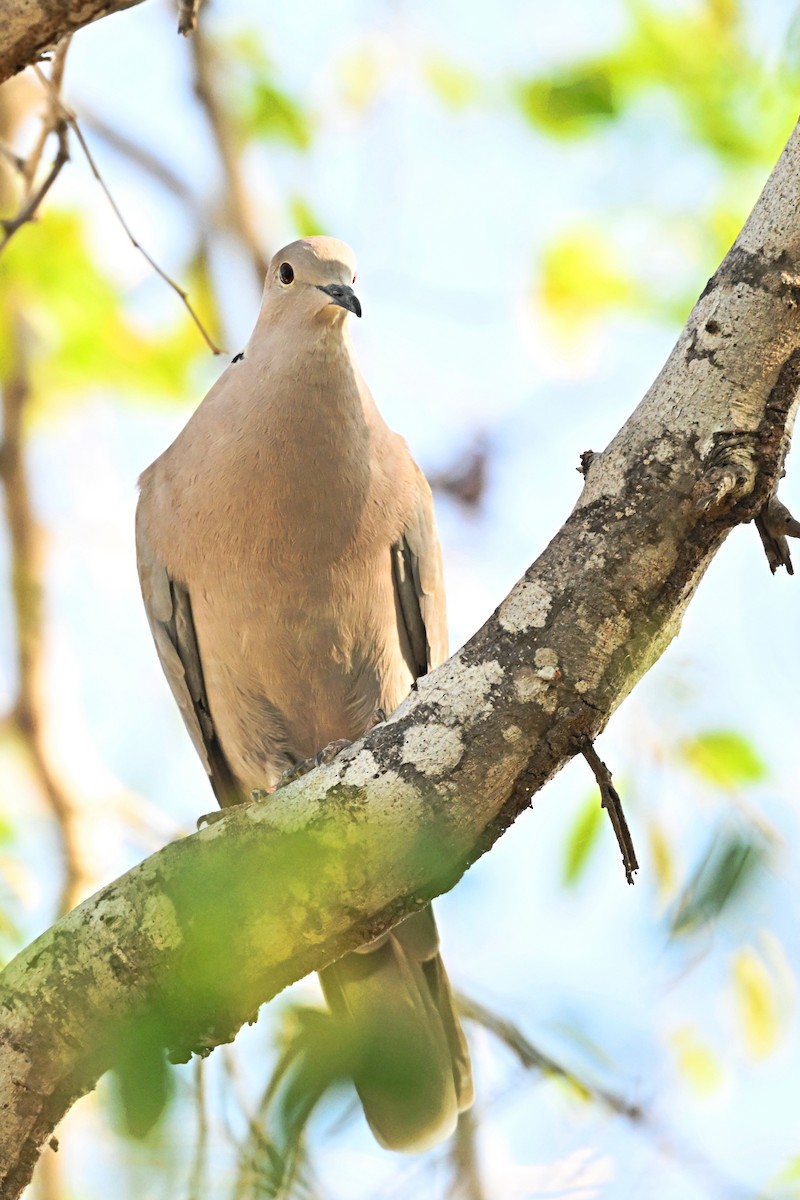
[391,464,448,677]
[136,519,240,807]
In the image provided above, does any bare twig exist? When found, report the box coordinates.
[177,0,202,36]
[21,39,71,196]
[0,316,88,915]
[448,1108,487,1200]
[79,109,197,208]
[581,740,639,885]
[33,64,223,355]
[189,23,270,281]
[0,119,69,251]
[457,993,643,1122]
[755,493,800,574]
[0,139,26,173]
[186,1058,208,1200]
[428,435,489,510]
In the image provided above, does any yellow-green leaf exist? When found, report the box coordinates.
[732,946,779,1058]
[563,792,603,886]
[678,730,766,788]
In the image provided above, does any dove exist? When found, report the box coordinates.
[135,236,473,1151]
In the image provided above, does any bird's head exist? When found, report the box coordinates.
[264,237,361,325]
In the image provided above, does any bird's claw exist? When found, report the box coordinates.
[278,739,352,788]
[196,809,227,830]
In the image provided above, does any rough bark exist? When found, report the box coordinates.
[1,118,799,1200]
[0,0,147,87]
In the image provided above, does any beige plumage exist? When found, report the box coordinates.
[136,236,473,1151]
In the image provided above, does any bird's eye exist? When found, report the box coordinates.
[353,273,357,283]
[279,262,294,285]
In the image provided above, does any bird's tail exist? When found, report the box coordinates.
[319,906,473,1152]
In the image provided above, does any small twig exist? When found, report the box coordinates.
[0,140,26,174]
[79,109,197,208]
[0,120,69,251]
[178,0,203,36]
[33,65,223,355]
[755,493,800,575]
[21,39,71,195]
[186,1058,208,1200]
[457,992,643,1121]
[428,435,489,509]
[577,449,596,476]
[190,24,271,281]
[0,314,88,916]
[448,1108,487,1200]
[581,739,639,884]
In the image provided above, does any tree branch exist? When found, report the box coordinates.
[1,116,799,1200]
[0,0,148,88]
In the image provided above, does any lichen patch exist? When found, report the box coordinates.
[402,723,464,777]
[498,579,552,632]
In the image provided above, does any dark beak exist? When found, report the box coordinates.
[317,282,362,318]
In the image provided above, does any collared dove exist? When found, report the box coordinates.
[135,236,473,1152]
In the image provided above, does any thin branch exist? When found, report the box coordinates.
[186,1058,208,1200]
[33,65,223,355]
[0,119,69,251]
[448,1109,487,1200]
[177,0,203,37]
[0,140,26,173]
[78,109,197,208]
[581,740,639,885]
[755,493,800,574]
[189,23,271,281]
[21,39,71,196]
[0,315,88,916]
[457,994,643,1122]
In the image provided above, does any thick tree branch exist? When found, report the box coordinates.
[0,0,147,87]
[1,118,800,1200]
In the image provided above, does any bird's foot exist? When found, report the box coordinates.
[278,739,352,788]
[196,809,227,830]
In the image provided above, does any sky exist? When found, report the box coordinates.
[4,0,800,1197]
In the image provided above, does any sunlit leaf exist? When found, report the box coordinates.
[242,81,312,149]
[678,730,766,789]
[647,819,675,900]
[289,195,327,238]
[670,826,767,935]
[517,68,617,136]
[670,1026,723,1094]
[538,225,643,332]
[424,57,480,110]
[0,210,207,409]
[339,43,391,110]
[770,1154,800,1197]
[563,793,603,886]
[732,946,779,1058]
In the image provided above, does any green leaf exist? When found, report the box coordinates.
[670,826,767,935]
[424,57,480,110]
[289,195,327,238]
[517,68,617,136]
[732,946,779,1058]
[670,1025,723,1094]
[241,81,312,149]
[0,210,209,409]
[563,793,604,886]
[678,730,766,789]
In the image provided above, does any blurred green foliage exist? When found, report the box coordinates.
[221,36,313,149]
[522,0,797,333]
[0,211,212,408]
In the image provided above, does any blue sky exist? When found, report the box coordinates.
[4,0,800,1196]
